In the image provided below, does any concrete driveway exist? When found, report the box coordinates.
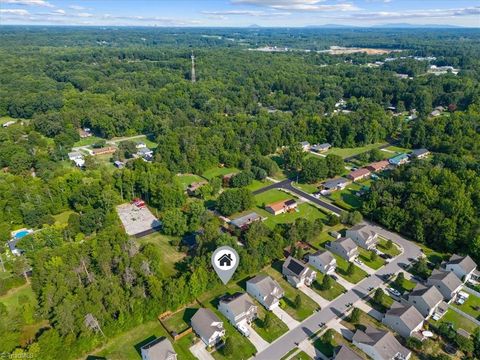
[272,306,300,330]
[299,286,330,308]
[190,341,215,360]
[333,274,355,290]
[247,324,270,352]
[353,301,383,321]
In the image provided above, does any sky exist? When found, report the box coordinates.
[0,0,479,27]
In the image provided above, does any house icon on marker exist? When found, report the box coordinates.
[218,253,233,267]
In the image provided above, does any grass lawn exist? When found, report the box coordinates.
[262,203,327,229]
[367,292,394,313]
[312,273,346,300]
[252,305,289,342]
[390,276,416,295]
[376,238,401,257]
[433,310,478,334]
[254,189,292,207]
[246,179,273,192]
[263,264,319,321]
[358,248,386,270]
[137,233,187,277]
[288,351,311,360]
[53,210,74,227]
[328,184,363,210]
[163,305,200,334]
[341,309,389,332]
[452,293,480,321]
[0,116,23,125]
[313,337,335,357]
[294,182,319,194]
[176,174,206,190]
[94,320,196,360]
[73,135,105,147]
[309,224,345,249]
[383,145,411,154]
[0,283,36,311]
[331,254,368,284]
[202,167,239,180]
[324,143,387,159]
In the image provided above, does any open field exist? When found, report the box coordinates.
[262,203,328,229]
[246,179,273,192]
[53,210,74,227]
[73,135,105,147]
[137,233,187,277]
[293,182,319,194]
[254,189,292,207]
[324,143,387,159]
[202,167,239,180]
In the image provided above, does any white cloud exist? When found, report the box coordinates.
[52,9,65,15]
[349,6,480,20]
[77,12,93,18]
[0,0,53,7]
[232,0,360,12]
[69,5,87,10]
[0,8,29,15]
[202,10,290,17]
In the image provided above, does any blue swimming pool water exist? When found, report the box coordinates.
[14,230,30,239]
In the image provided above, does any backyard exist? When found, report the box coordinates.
[202,166,239,180]
[452,292,480,321]
[176,174,206,190]
[162,305,200,334]
[328,183,363,210]
[432,310,478,334]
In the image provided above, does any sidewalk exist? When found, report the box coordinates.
[246,325,270,352]
[272,306,300,330]
[334,274,355,291]
[299,286,330,308]
[354,300,383,321]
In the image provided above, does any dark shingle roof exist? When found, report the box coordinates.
[448,254,477,274]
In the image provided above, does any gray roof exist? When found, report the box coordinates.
[411,148,429,157]
[385,302,424,331]
[448,254,477,274]
[284,256,308,276]
[300,141,310,146]
[311,143,331,151]
[336,237,358,253]
[334,345,362,360]
[428,269,463,292]
[353,326,410,360]
[191,308,223,341]
[408,284,443,308]
[247,275,283,307]
[231,212,262,228]
[220,293,255,318]
[141,337,176,360]
[310,250,334,264]
[323,177,349,189]
[348,224,377,242]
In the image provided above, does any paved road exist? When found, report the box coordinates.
[253,179,343,216]
[254,224,422,360]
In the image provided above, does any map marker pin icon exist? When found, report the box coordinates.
[212,246,240,285]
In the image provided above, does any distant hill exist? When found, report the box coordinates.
[371,23,465,28]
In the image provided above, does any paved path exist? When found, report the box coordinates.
[272,306,300,330]
[333,274,355,291]
[253,179,343,216]
[299,286,330,308]
[354,300,384,321]
[246,325,270,352]
[190,341,215,360]
[355,261,377,275]
[328,318,355,341]
[254,225,422,360]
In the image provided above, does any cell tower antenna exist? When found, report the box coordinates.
[191,51,196,83]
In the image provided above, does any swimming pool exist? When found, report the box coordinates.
[14,230,31,239]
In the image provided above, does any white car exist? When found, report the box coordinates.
[354,259,363,266]
[387,287,401,297]
[237,323,250,337]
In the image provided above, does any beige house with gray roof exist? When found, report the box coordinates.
[407,284,443,318]
[353,326,411,360]
[247,275,284,310]
[346,224,379,250]
[382,302,424,339]
[445,254,477,282]
[308,250,336,275]
[427,269,463,300]
[327,237,359,262]
[141,337,177,360]
[218,293,257,333]
[191,308,225,347]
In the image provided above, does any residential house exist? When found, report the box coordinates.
[78,128,92,138]
[407,284,444,318]
[218,293,257,336]
[222,173,236,187]
[346,224,378,250]
[230,212,262,230]
[92,146,116,156]
[191,308,225,347]
[136,142,147,149]
[347,168,371,182]
[137,147,154,158]
[114,160,125,169]
[410,148,430,159]
[327,237,359,262]
[366,160,390,173]
[320,177,351,192]
[265,199,297,215]
[282,256,317,288]
[308,250,336,275]
[310,143,331,153]
[427,269,463,300]
[187,181,208,196]
[352,326,411,360]
[445,254,477,282]
[246,275,284,310]
[334,345,363,360]
[68,151,85,167]
[388,153,409,167]
[141,337,177,360]
[430,109,441,117]
[382,303,424,339]
[300,141,310,151]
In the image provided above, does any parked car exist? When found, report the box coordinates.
[312,192,321,199]
[354,259,364,266]
[387,287,401,297]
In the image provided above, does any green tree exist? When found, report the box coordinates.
[294,294,302,309]
[325,154,344,177]
[162,209,188,236]
[373,288,384,305]
[321,275,333,290]
[370,250,378,262]
[346,262,355,275]
[395,272,405,288]
[263,311,272,329]
[385,239,393,250]
[301,157,328,183]
[223,336,233,355]
[350,307,361,323]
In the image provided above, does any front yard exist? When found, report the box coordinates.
[312,273,346,300]
[358,248,386,270]
[328,183,363,210]
[252,305,289,342]
[331,254,368,284]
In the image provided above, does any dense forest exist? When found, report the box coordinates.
[0,27,479,358]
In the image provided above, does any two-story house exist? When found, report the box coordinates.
[218,293,257,336]
[353,326,411,360]
[445,254,477,282]
[246,275,284,310]
[141,337,177,360]
[308,250,336,275]
[382,302,424,339]
[282,256,317,288]
[191,308,225,347]
[427,269,463,301]
[327,237,359,262]
[346,224,378,250]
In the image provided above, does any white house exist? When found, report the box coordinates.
[407,284,444,319]
[141,337,177,360]
[427,269,463,300]
[327,237,359,262]
[346,224,378,250]
[246,275,284,310]
[382,303,424,339]
[445,254,477,282]
[282,256,316,288]
[353,326,411,360]
[218,293,257,336]
[191,308,225,347]
[308,250,336,275]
